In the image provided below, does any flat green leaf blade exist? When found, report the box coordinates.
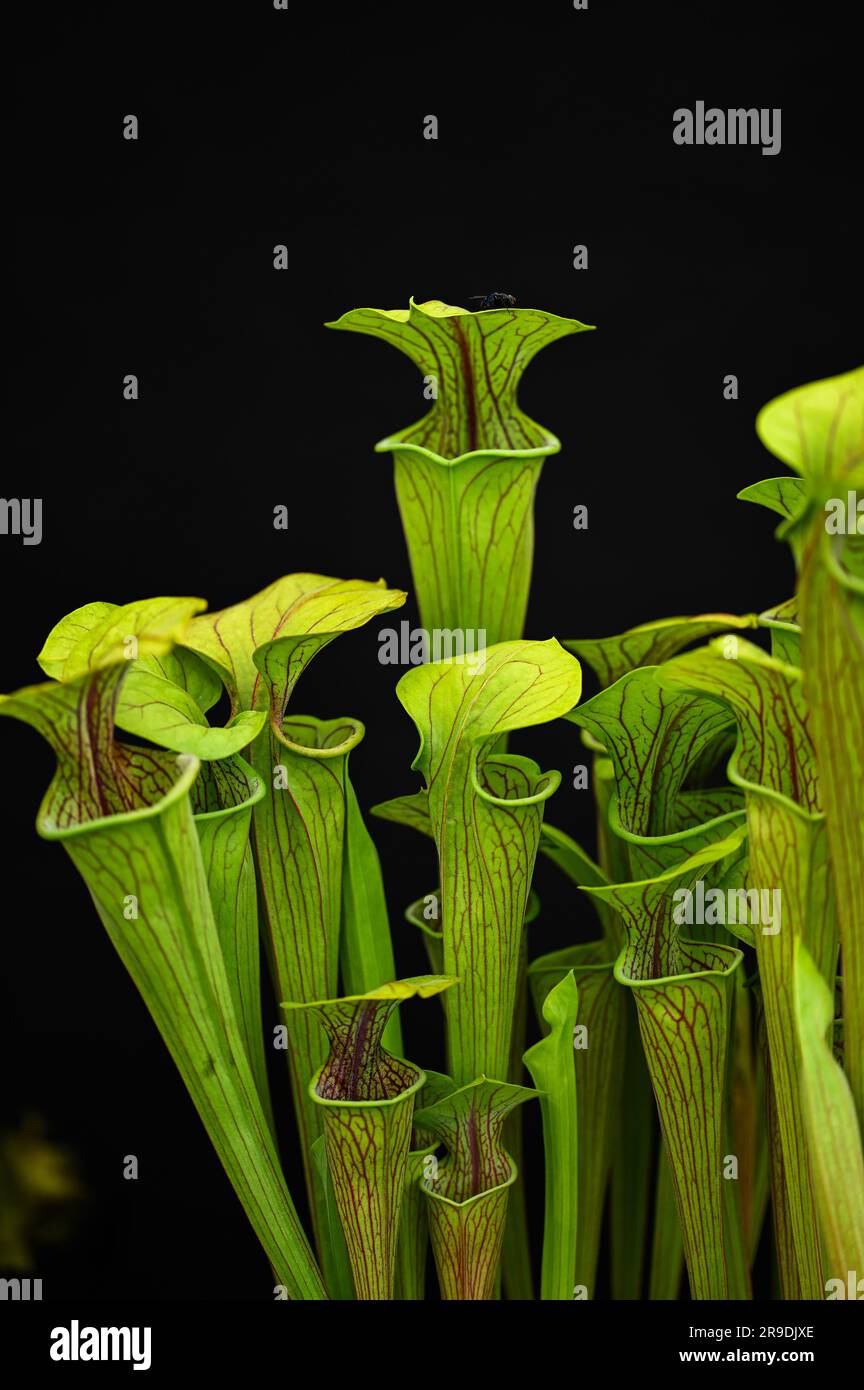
[371,789,431,836]
[538,822,614,945]
[648,1146,684,1300]
[310,1135,355,1301]
[610,1011,655,1300]
[529,943,628,1299]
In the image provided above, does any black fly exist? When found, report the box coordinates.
[470,292,518,310]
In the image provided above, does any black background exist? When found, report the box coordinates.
[5,0,861,1303]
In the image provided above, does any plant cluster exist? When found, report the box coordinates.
[3,299,861,1300]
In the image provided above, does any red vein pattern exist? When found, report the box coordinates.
[396,640,581,1087]
[328,302,591,649]
[289,986,447,1300]
[571,669,737,837]
[415,1078,535,1301]
[0,662,325,1298]
[621,941,743,1300]
[327,300,590,459]
[747,792,836,1298]
[182,575,406,1246]
[567,613,757,692]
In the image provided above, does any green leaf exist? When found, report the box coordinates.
[310,1135,355,1301]
[577,830,750,1299]
[326,297,593,460]
[116,669,266,758]
[750,794,836,1297]
[36,596,207,679]
[616,938,744,1299]
[340,778,403,1056]
[182,575,406,1251]
[253,714,366,1242]
[758,597,801,664]
[327,299,593,646]
[395,1069,455,1301]
[648,1147,684,1300]
[592,753,633,888]
[36,597,258,758]
[414,1076,538,1300]
[658,628,840,1294]
[756,368,864,1129]
[657,636,819,809]
[583,824,748,985]
[538,822,615,945]
[528,943,627,1299]
[795,525,864,1129]
[403,886,540,985]
[792,942,864,1286]
[501,909,535,1302]
[0,661,326,1299]
[184,573,406,714]
[523,972,580,1301]
[386,450,544,644]
[737,476,808,520]
[567,667,737,837]
[395,639,581,1084]
[406,853,543,1297]
[283,977,455,1300]
[132,645,224,713]
[192,755,273,1129]
[610,1009,656,1300]
[371,789,431,836]
[539,821,607,890]
[565,613,758,690]
[755,365,864,483]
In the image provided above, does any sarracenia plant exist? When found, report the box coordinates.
[327,297,593,645]
[178,575,407,1263]
[283,977,455,1300]
[1,598,324,1297]
[4,318,861,1302]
